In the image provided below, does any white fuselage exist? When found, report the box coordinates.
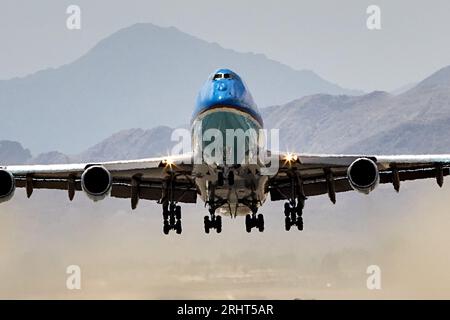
[191,106,268,216]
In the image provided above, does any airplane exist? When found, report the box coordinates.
[1,68,450,235]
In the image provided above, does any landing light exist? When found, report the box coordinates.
[162,158,175,168]
[283,153,298,163]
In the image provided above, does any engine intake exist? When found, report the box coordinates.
[81,165,112,201]
[0,170,15,203]
[347,158,379,194]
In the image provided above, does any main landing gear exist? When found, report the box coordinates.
[284,199,304,231]
[244,200,264,233]
[204,181,224,234]
[204,208,222,234]
[163,203,182,235]
[161,172,183,235]
[245,213,264,233]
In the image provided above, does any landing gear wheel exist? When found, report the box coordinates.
[216,215,222,233]
[285,217,291,231]
[283,200,305,231]
[204,216,210,234]
[245,213,265,233]
[218,171,224,186]
[163,221,170,235]
[204,213,222,234]
[257,214,264,232]
[162,203,182,235]
[175,220,182,234]
[297,217,304,231]
[284,202,290,217]
[245,214,252,233]
[175,205,181,220]
[296,205,303,216]
[163,205,169,220]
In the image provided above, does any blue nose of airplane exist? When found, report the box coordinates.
[217,82,228,91]
[192,68,263,126]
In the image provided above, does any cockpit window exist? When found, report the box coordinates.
[213,73,233,80]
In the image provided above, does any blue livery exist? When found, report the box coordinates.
[192,69,264,126]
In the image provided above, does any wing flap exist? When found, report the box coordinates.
[111,183,197,203]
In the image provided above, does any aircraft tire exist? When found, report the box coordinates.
[284,203,290,216]
[163,222,170,235]
[285,217,291,231]
[204,216,210,234]
[297,217,304,231]
[257,214,264,232]
[245,214,252,233]
[216,215,222,233]
[175,220,182,234]
[175,205,181,220]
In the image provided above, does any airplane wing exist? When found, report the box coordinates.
[3,150,450,207]
[268,152,450,203]
[0,154,197,208]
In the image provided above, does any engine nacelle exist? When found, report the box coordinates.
[81,165,112,201]
[0,169,15,203]
[347,158,379,194]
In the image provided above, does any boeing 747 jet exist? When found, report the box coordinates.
[2,69,450,234]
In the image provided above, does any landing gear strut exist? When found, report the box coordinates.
[284,198,304,231]
[162,203,182,235]
[204,181,224,234]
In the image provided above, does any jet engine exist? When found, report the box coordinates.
[0,169,15,203]
[347,158,379,194]
[81,165,112,201]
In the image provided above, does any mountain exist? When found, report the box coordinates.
[15,126,178,164]
[0,140,31,165]
[30,151,71,165]
[415,65,450,89]
[391,82,417,95]
[263,65,450,154]
[76,126,177,162]
[0,23,360,155]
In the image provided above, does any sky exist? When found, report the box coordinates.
[0,0,449,92]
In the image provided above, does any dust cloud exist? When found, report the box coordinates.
[0,178,450,299]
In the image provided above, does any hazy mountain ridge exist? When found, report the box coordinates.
[0,127,177,165]
[0,140,31,164]
[0,23,359,154]
[263,65,450,154]
[76,126,176,162]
